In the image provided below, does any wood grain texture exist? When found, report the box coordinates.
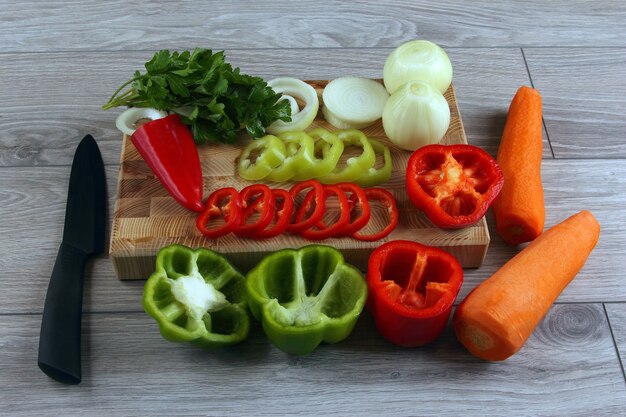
[0,48,544,167]
[524,48,626,158]
[2,2,626,413]
[1,159,625,314]
[2,1,626,52]
[2,305,625,416]
[109,81,490,279]
[605,303,626,377]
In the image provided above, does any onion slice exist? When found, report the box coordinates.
[115,107,168,136]
[322,77,389,129]
[266,78,319,134]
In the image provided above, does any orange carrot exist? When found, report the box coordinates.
[492,86,545,245]
[453,210,600,361]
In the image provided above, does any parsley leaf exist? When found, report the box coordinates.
[103,48,291,144]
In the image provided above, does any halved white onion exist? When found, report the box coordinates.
[115,107,168,136]
[383,40,453,94]
[266,78,319,134]
[322,77,389,129]
[382,80,450,151]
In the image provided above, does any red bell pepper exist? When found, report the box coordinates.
[367,240,463,347]
[249,189,294,240]
[235,184,275,237]
[297,185,351,240]
[196,187,243,239]
[352,188,398,242]
[406,144,504,229]
[131,114,204,212]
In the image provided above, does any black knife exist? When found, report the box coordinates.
[38,134,106,384]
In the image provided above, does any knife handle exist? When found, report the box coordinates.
[38,242,88,384]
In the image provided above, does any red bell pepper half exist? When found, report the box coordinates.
[406,144,504,229]
[131,114,204,212]
[367,240,463,347]
[196,187,243,239]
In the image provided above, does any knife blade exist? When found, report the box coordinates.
[38,134,106,384]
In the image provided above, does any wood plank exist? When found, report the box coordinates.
[0,48,544,167]
[605,303,626,377]
[2,1,626,52]
[1,159,625,313]
[109,81,490,279]
[524,48,626,158]
[2,305,625,415]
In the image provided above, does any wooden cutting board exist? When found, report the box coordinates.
[109,80,489,280]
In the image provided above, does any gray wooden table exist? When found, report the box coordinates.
[2,1,625,415]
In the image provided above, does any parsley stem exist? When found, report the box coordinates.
[102,76,142,110]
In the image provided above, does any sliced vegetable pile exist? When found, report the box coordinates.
[114,41,602,361]
[237,128,392,187]
[103,48,292,143]
[195,180,398,241]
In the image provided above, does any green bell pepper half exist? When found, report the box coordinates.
[143,244,250,348]
[246,245,367,355]
[317,129,375,184]
[266,131,315,182]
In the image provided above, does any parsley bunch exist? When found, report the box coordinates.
[103,49,291,143]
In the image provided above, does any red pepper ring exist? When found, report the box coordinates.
[246,189,294,240]
[352,188,398,242]
[235,184,276,237]
[286,180,326,234]
[332,183,371,237]
[297,185,351,240]
[196,187,243,239]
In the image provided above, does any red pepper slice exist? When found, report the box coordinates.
[286,180,326,234]
[244,188,294,240]
[235,184,275,237]
[406,144,504,229]
[352,188,398,242]
[367,240,463,347]
[333,183,371,237]
[131,114,204,212]
[196,187,243,239]
[297,185,351,240]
